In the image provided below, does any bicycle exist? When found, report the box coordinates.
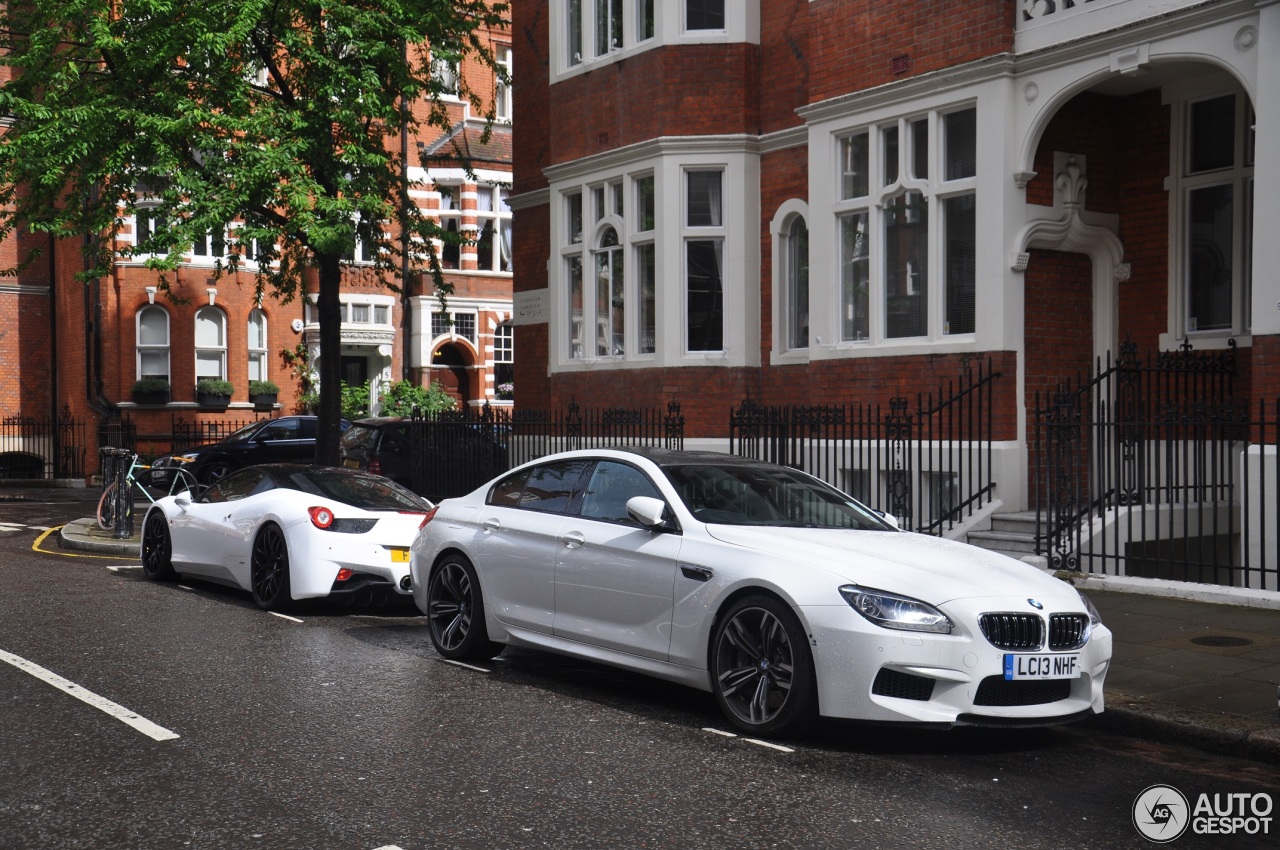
[96,452,200,531]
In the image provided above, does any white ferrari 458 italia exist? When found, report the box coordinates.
[141,464,433,610]
[410,448,1111,736]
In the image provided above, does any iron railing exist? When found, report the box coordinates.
[0,407,87,480]
[728,358,1002,534]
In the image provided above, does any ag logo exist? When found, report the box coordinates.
[1133,784,1190,843]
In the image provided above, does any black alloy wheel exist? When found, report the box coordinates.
[250,524,292,610]
[200,460,235,486]
[140,510,177,581]
[426,556,502,661]
[710,595,817,736]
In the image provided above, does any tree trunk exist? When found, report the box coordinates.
[314,253,345,466]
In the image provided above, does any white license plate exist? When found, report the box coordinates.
[150,469,167,482]
[1003,653,1081,680]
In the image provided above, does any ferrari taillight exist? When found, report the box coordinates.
[308,506,335,529]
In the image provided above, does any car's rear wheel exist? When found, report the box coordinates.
[426,555,502,661]
[710,594,817,736]
[250,523,292,611]
[140,510,177,581]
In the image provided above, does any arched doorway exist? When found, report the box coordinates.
[431,343,473,406]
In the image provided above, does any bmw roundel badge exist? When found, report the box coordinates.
[1027,598,1044,610]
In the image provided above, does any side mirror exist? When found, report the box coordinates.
[174,495,192,509]
[626,496,670,530]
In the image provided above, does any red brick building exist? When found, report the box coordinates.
[0,13,514,474]
[511,1,1279,588]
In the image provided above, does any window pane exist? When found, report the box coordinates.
[567,192,583,244]
[686,0,725,30]
[1189,94,1235,174]
[841,133,869,199]
[687,171,722,227]
[636,175,655,232]
[637,243,656,354]
[196,350,224,379]
[788,217,809,349]
[595,230,623,356]
[1187,184,1233,331]
[883,126,900,185]
[686,239,723,351]
[352,304,370,323]
[374,305,389,324]
[432,312,450,337]
[568,0,582,65]
[945,109,976,180]
[248,352,266,382]
[911,118,928,181]
[943,194,976,335]
[521,461,589,513]
[455,313,476,342]
[195,308,225,346]
[140,350,168,380]
[248,310,266,348]
[568,256,584,358]
[884,191,928,339]
[138,307,168,346]
[638,0,654,40]
[840,212,869,341]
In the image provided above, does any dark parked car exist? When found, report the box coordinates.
[151,416,351,487]
[340,416,508,502]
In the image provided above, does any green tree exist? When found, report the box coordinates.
[379,378,456,416]
[0,0,508,464]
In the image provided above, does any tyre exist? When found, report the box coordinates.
[200,460,235,486]
[140,510,177,581]
[96,483,121,530]
[250,523,292,611]
[710,594,817,736]
[426,555,502,661]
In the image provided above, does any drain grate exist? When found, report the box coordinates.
[1190,635,1253,648]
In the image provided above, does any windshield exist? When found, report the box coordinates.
[661,463,893,530]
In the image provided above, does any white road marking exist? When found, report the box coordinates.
[702,727,738,738]
[107,565,144,572]
[445,659,491,673]
[269,611,305,624]
[372,846,407,850]
[743,737,794,753]
[0,648,179,742]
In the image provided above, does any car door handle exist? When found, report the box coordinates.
[482,518,501,532]
[561,531,586,549]
[681,565,713,582]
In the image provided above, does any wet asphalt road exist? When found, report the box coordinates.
[1,497,1278,850]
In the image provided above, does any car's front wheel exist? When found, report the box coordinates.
[200,460,235,486]
[426,555,502,661]
[140,510,177,581]
[710,594,817,736]
[250,523,292,611]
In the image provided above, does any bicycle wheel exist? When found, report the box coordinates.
[96,482,121,530]
[168,468,199,497]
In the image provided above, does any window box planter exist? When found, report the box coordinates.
[249,380,279,410]
[131,379,170,406]
[195,379,233,410]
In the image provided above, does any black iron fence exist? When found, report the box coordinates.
[729,358,1003,534]
[407,400,686,501]
[0,408,87,480]
[1033,339,1277,589]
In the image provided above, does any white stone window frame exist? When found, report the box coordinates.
[247,308,269,382]
[825,104,978,349]
[432,308,478,346]
[551,0,758,81]
[189,224,230,264]
[475,182,514,274]
[1164,74,1255,347]
[547,141,756,371]
[340,294,396,327]
[494,44,513,123]
[194,305,228,382]
[136,305,171,381]
[769,199,810,363]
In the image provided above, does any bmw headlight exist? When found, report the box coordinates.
[839,585,953,634]
[1077,589,1102,626]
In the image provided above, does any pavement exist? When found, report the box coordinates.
[11,483,1280,761]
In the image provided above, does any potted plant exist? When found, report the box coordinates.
[195,378,234,409]
[131,377,170,405]
[248,379,280,409]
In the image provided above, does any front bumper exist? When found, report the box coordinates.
[802,596,1112,726]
